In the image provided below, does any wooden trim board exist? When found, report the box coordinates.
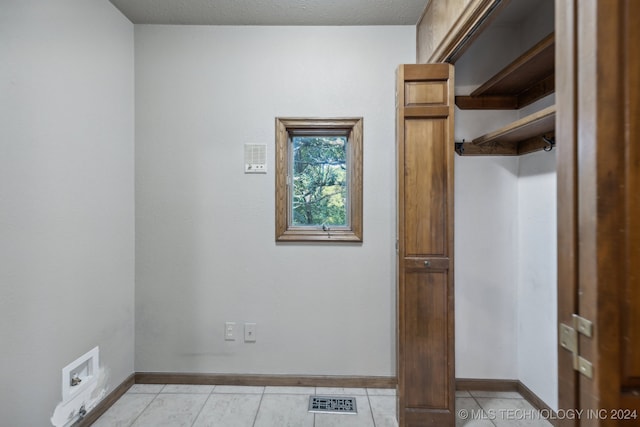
[456,378,559,426]
[417,0,508,64]
[517,382,560,427]
[454,32,555,110]
[470,33,554,97]
[75,373,135,427]
[472,106,555,146]
[456,378,519,391]
[456,106,556,156]
[135,373,397,389]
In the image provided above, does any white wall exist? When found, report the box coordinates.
[0,1,135,425]
[134,25,415,376]
[517,150,557,410]
[454,156,519,379]
[515,0,558,409]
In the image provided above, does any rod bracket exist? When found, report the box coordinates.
[542,135,555,151]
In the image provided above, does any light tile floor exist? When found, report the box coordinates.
[92,385,552,427]
[456,390,553,427]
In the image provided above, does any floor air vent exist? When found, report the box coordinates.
[308,396,357,414]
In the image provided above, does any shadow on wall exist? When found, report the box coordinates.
[518,149,557,177]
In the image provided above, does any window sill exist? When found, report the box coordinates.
[276,229,362,242]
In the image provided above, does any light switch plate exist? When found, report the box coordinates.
[244,323,256,342]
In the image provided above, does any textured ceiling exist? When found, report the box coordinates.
[108,0,429,26]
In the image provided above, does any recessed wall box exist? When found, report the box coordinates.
[62,346,99,403]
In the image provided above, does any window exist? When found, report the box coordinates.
[275,117,363,242]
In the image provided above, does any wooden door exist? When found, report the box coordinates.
[556,1,640,425]
[396,64,455,427]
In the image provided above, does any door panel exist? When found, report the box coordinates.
[557,0,640,424]
[555,0,579,424]
[396,64,454,427]
[622,0,640,388]
[404,119,447,257]
[404,269,449,409]
[404,82,449,106]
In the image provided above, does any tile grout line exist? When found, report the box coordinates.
[468,391,498,427]
[188,386,216,427]
[125,387,163,427]
[366,389,378,427]
[251,389,266,427]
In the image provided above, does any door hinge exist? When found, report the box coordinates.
[559,314,594,379]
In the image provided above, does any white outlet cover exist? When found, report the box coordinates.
[225,322,236,341]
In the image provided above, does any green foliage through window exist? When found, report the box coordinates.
[291,136,348,227]
[275,117,362,242]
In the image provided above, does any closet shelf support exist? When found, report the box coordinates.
[542,135,556,151]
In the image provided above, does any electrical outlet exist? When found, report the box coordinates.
[244,323,256,342]
[225,322,236,341]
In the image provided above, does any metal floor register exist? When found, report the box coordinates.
[308,396,358,414]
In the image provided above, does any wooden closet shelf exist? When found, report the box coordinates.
[455,105,556,156]
[455,33,555,110]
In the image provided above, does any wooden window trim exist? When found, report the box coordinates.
[275,117,363,242]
